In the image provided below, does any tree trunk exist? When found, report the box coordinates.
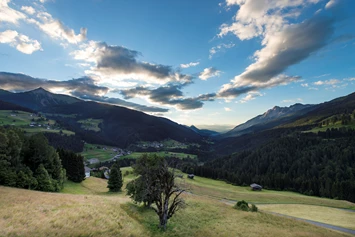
[159,199,169,230]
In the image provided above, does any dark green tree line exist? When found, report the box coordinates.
[57,148,85,183]
[186,129,355,202]
[0,127,65,192]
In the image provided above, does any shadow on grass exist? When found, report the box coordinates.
[121,202,177,236]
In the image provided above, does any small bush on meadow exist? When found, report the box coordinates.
[233,200,258,212]
[250,204,258,212]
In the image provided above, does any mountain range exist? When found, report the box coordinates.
[0,87,354,153]
[221,103,315,138]
[0,88,201,147]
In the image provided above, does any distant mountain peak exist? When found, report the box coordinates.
[222,103,315,138]
[29,87,49,94]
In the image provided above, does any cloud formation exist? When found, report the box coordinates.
[72,41,193,86]
[314,79,340,85]
[0,72,108,95]
[180,61,200,68]
[27,12,87,44]
[120,85,216,110]
[239,91,263,103]
[0,0,26,25]
[21,6,36,15]
[0,72,168,113]
[325,0,339,9]
[209,43,235,59]
[218,0,336,99]
[199,67,221,80]
[0,30,42,54]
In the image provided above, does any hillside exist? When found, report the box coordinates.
[1,173,354,237]
[0,87,80,111]
[0,99,34,113]
[221,103,315,138]
[281,92,355,128]
[213,92,355,156]
[43,101,202,147]
[189,125,219,136]
[0,88,202,147]
[192,129,355,202]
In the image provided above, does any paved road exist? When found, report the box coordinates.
[267,211,355,236]
[219,198,355,236]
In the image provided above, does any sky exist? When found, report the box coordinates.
[0,0,354,131]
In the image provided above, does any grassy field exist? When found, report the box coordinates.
[0,110,74,135]
[77,118,102,132]
[1,169,354,236]
[81,143,197,162]
[1,184,352,237]
[81,143,117,161]
[183,174,355,209]
[122,151,197,159]
[303,123,355,133]
[259,204,355,230]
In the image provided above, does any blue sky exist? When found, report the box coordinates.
[0,0,354,131]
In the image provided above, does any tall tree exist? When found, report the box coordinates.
[127,154,185,230]
[107,162,123,192]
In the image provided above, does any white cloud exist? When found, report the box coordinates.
[0,30,42,54]
[209,43,235,59]
[301,83,309,87]
[0,0,26,24]
[239,91,263,103]
[217,0,335,99]
[21,6,36,15]
[28,11,87,44]
[71,41,193,86]
[224,107,232,112]
[314,79,340,85]
[314,73,330,78]
[180,61,199,68]
[199,67,221,80]
[325,0,339,9]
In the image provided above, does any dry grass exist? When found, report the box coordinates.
[0,186,352,237]
[0,186,145,237]
[0,187,354,237]
[1,170,354,237]
[259,204,355,230]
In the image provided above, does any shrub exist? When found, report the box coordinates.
[233,200,258,212]
[250,204,258,212]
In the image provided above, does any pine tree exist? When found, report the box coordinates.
[107,162,123,192]
[35,164,54,192]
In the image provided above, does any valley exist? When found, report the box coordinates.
[1,88,355,236]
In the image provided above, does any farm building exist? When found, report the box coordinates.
[188,174,195,179]
[84,166,91,178]
[250,183,262,191]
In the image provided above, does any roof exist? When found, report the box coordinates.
[84,166,92,172]
[250,183,262,189]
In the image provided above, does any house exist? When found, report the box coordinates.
[88,158,100,164]
[85,166,91,178]
[250,183,262,191]
[188,174,195,179]
[104,170,110,179]
[99,166,109,171]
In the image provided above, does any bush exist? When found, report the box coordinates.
[250,204,258,212]
[233,200,258,212]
